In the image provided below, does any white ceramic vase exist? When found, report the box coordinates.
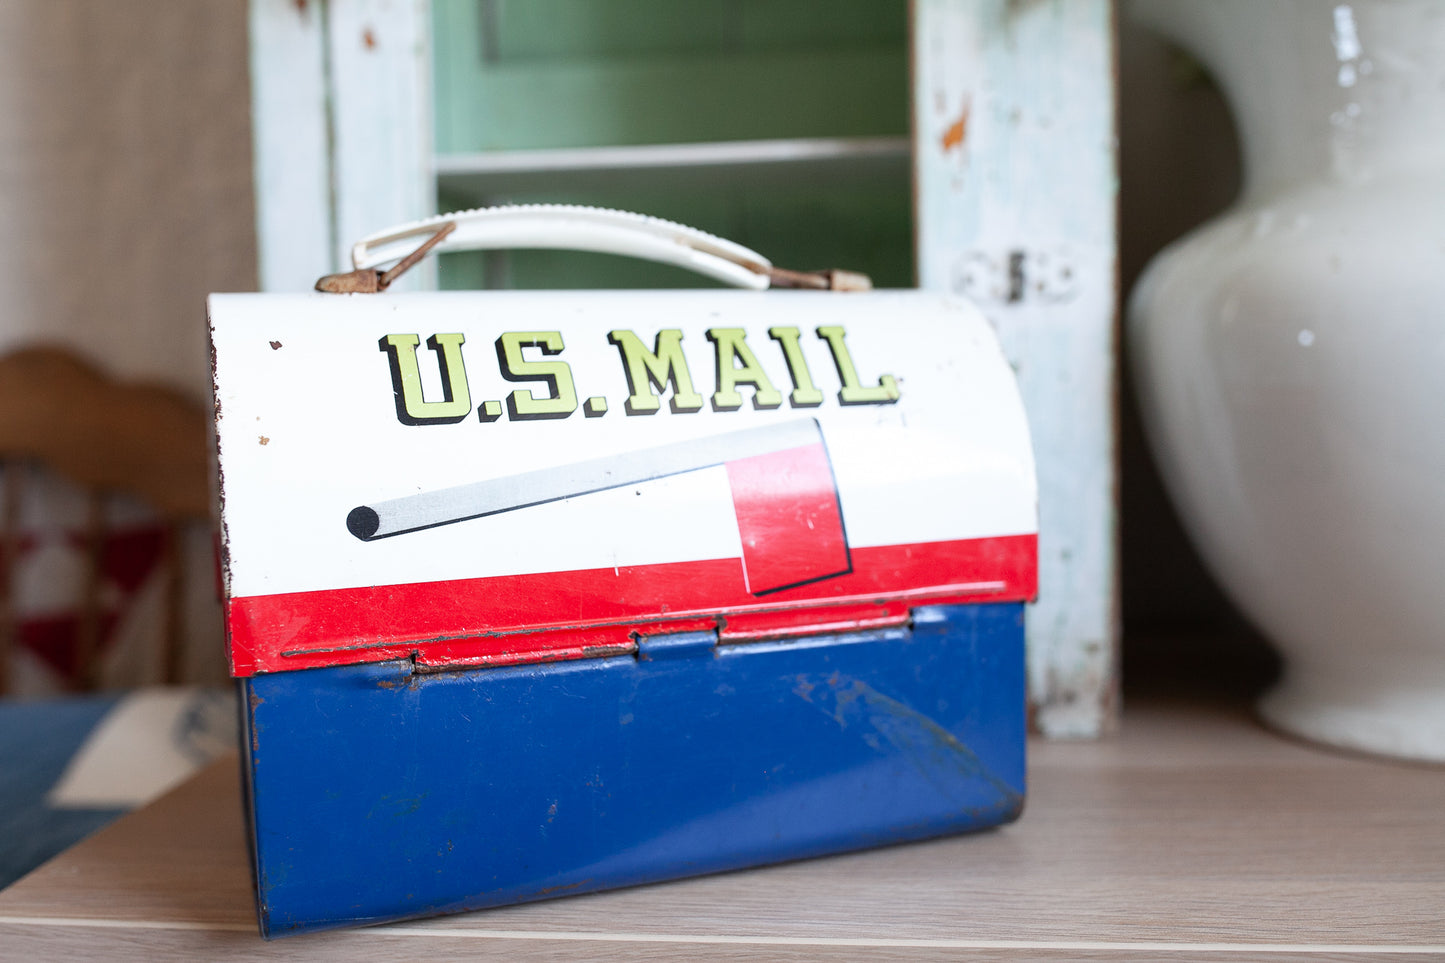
[1127,0,1445,760]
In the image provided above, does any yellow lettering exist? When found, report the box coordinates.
[817,326,899,405]
[608,329,704,415]
[768,326,824,408]
[495,331,578,420]
[706,328,783,411]
[379,333,472,425]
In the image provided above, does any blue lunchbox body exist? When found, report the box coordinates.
[242,602,1025,937]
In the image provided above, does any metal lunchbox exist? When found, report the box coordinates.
[208,207,1038,937]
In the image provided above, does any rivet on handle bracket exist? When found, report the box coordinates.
[315,222,457,294]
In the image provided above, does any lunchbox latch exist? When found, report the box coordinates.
[636,630,718,661]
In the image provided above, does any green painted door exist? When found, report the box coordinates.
[433,0,912,289]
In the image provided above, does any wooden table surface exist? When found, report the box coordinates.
[2,696,1442,961]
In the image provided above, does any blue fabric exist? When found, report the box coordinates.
[0,694,128,888]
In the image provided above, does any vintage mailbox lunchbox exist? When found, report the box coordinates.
[208,207,1038,937]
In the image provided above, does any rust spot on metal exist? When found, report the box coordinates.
[248,691,263,752]
[314,268,382,294]
[269,341,282,351]
[534,878,591,897]
[408,640,638,675]
[581,643,638,659]
[941,101,971,153]
[719,610,909,644]
[685,237,870,291]
[315,222,456,294]
[765,266,873,292]
[362,27,377,50]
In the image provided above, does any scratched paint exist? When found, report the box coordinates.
[249,0,433,291]
[241,603,1025,936]
[793,671,1023,811]
[941,100,971,152]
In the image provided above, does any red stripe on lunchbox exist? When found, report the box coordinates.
[224,533,1036,676]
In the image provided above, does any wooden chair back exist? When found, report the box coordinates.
[0,347,210,692]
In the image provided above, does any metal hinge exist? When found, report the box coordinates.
[636,630,718,662]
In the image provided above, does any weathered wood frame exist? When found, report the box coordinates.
[248,0,1119,736]
[249,0,432,293]
[914,0,1119,737]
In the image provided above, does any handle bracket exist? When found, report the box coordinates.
[316,222,457,294]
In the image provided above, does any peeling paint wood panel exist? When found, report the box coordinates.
[249,0,433,292]
[249,0,332,290]
[326,0,435,290]
[914,0,1119,737]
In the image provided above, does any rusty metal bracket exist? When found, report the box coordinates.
[315,222,457,294]
[762,266,873,292]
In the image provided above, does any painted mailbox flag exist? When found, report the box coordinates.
[723,427,849,594]
[210,291,1038,676]
[345,418,848,595]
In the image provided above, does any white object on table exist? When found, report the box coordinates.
[1129,0,1445,761]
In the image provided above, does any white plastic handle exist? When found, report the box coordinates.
[352,204,774,290]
